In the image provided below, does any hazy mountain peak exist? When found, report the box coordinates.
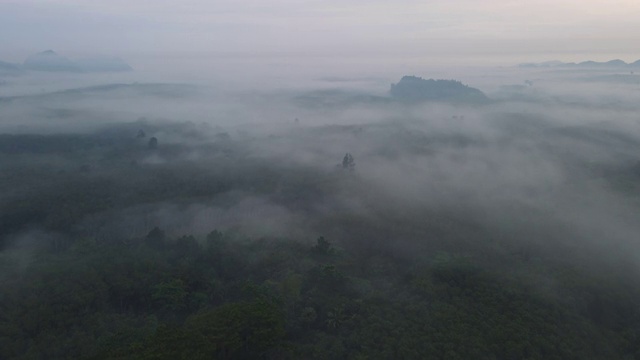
[23,50,80,72]
[605,59,627,65]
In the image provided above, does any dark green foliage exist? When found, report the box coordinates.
[2,226,640,359]
[2,124,640,359]
[145,227,166,249]
[184,300,285,359]
[152,279,188,312]
[312,236,333,256]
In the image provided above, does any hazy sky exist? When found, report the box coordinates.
[1,0,640,65]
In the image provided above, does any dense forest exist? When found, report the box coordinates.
[4,0,640,358]
[2,101,640,359]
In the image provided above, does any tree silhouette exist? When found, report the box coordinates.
[342,153,355,170]
[148,137,158,149]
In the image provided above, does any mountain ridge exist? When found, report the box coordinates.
[520,59,640,68]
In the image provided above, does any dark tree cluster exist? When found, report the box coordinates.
[2,228,639,360]
[1,124,640,360]
[342,153,355,170]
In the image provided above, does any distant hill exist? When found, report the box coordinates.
[0,60,23,76]
[390,76,488,103]
[21,50,133,73]
[520,59,640,68]
[23,50,81,72]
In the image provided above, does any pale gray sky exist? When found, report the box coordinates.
[1,0,639,65]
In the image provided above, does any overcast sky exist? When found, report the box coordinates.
[1,0,639,65]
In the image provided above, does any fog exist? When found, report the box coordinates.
[2,59,639,249]
[3,52,640,358]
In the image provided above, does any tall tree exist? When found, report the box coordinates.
[342,153,355,170]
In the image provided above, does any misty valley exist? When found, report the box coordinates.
[2,63,640,359]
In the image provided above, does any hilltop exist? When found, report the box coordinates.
[390,76,488,103]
